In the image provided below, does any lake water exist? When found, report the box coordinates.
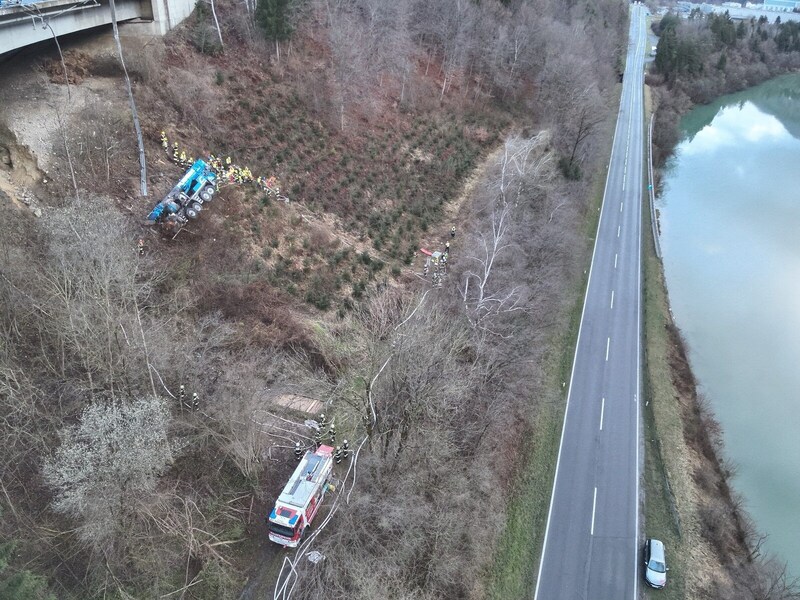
[658,73,800,576]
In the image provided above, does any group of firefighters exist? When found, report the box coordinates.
[178,384,200,411]
[159,131,281,197]
[292,412,351,465]
[421,225,456,286]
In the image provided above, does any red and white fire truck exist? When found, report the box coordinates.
[267,445,335,547]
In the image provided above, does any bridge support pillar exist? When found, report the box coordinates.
[147,0,195,34]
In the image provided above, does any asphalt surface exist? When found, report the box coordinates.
[534,5,648,600]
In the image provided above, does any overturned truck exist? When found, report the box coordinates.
[147,159,217,230]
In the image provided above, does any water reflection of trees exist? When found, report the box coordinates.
[682,75,800,144]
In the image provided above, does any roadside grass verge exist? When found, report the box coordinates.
[641,154,688,599]
[485,381,566,600]
[486,153,609,600]
[485,279,583,600]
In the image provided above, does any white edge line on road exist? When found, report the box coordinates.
[600,397,605,431]
[591,487,598,536]
[606,337,610,361]
[610,290,615,309]
[532,34,628,597]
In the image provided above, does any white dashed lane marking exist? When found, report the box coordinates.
[600,397,605,431]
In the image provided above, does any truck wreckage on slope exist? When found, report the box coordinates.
[147,158,217,231]
[147,132,283,232]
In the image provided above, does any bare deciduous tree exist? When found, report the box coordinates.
[327,11,369,131]
[462,203,524,330]
[743,556,800,600]
[209,0,225,50]
[485,3,541,101]
[537,23,610,176]
[28,198,164,396]
[461,134,552,331]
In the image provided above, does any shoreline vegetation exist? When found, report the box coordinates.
[649,9,800,173]
[645,9,800,598]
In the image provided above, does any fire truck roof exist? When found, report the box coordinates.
[277,446,333,509]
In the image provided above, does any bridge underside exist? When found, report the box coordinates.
[0,0,194,56]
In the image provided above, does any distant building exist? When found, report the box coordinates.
[672,0,800,19]
[763,0,800,11]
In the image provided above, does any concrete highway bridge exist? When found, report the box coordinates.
[0,0,194,55]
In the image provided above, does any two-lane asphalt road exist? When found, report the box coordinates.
[534,5,648,599]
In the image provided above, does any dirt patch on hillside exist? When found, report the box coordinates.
[42,50,92,85]
[0,123,43,187]
[0,36,126,179]
[271,394,323,414]
[0,122,49,218]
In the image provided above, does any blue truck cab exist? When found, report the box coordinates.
[147,159,217,227]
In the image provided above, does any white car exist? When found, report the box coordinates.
[643,538,668,589]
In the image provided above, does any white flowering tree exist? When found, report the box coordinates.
[43,396,179,551]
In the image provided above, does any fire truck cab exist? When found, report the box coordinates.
[268,445,334,547]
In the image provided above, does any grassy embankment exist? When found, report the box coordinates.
[640,83,686,600]
[640,170,686,600]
